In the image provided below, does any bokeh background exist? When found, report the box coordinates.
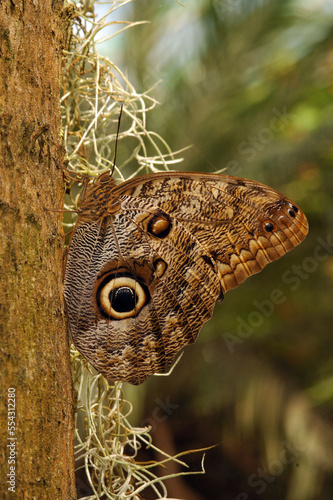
[94,1,333,498]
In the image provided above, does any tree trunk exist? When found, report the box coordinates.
[0,1,76,498]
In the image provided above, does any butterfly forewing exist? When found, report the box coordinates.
[64,172,308,384]
[120,174,308,293]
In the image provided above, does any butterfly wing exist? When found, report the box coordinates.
[64,172,308,384]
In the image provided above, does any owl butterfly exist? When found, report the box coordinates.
[64,171,308,385]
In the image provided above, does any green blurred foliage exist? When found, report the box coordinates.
[99,1,333,499]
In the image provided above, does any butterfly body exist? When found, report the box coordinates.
[64,171,308,384]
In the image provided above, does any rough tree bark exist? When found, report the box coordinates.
[0,1,76,498]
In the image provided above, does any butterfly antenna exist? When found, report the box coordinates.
[111,105,123,177]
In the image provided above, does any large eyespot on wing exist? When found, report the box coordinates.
[96,272,150,319]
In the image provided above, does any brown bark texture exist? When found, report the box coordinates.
[0,1,76,498]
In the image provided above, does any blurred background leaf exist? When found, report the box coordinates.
[95,1,333,498]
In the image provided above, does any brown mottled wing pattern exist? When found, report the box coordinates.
[64,172,308,384]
